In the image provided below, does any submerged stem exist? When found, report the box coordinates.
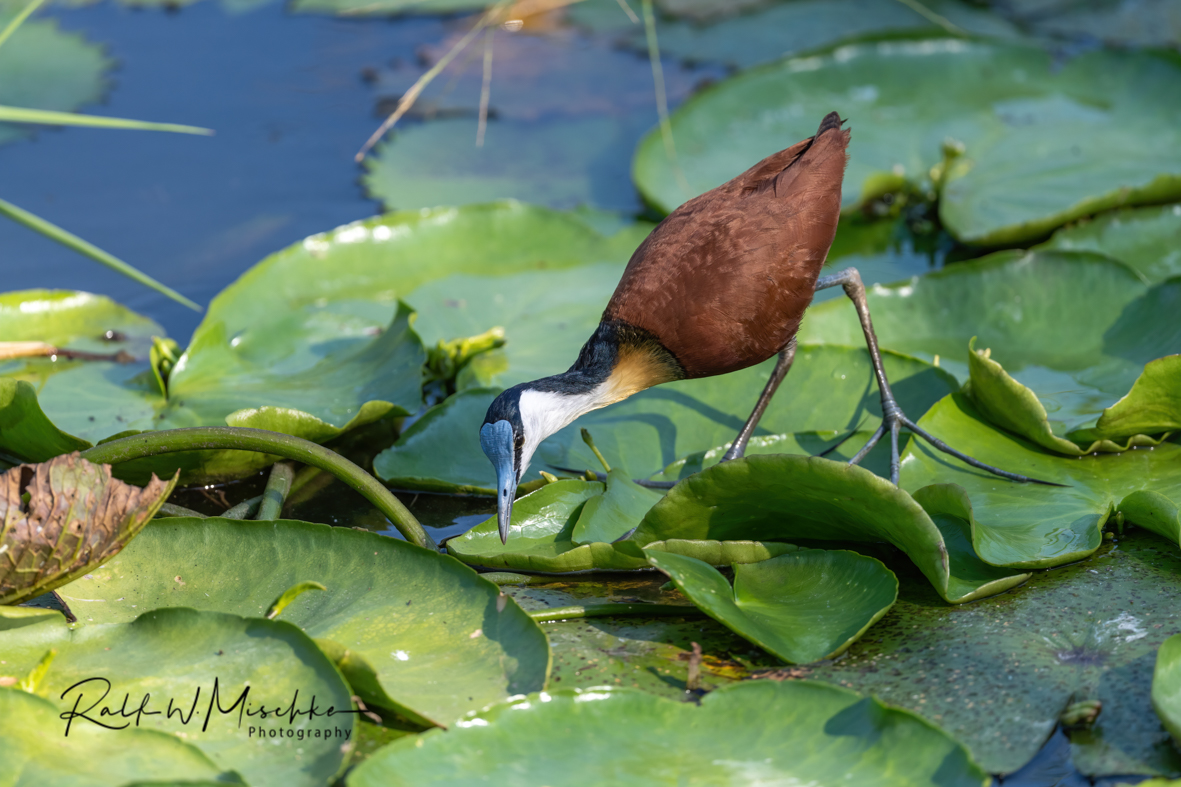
[256,461,295,521]
[222,495,262,520]
[528,603,702,623]
[79,427,436,550]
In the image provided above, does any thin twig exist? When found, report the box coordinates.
[0,0,47,52]
[476,26,496,147]
[355,0,514,162]
[614,0,639,24]
[640,0,690,195]
[891,0,966,36]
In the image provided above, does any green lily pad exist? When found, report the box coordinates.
[899,393,1181,569]
[571,469,663,545]
[0,686,241,786]
[647,548,898,663]
[0,6,111,147]
[634,454,1030,603]
[1038,204,1181,285]
[447,478,799,572]
[0,453,175,604]
[377,345,958,491]
[56,517,551,728]
[0,204,649,482]
[800,527,1181,776]
[1156,634,1181,748]
[997,0,1181,48]
[633,39,1181,244]
[348,681,990,786]
[0,606,353,787]
[628,0,1018,70]
[967,339,1180,453]
[801,250,1181,438]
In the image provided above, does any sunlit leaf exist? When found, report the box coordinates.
[0,606,353,787]
[647,548,898,664]
[1037,204,1181,285]
[57,517,551,727]
[349,681,990,786]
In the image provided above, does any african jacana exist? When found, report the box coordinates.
[480,112,1036,543]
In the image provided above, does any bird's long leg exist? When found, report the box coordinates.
[721,338,797,462]
[814,267,1050,486]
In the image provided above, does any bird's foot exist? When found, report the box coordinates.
[849,398,1060,487]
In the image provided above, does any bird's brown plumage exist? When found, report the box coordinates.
[604,113,850,380]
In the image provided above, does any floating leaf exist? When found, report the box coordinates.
[290,0,484,15]
[377,345,958,491]
[0,606,353,787]
[966,339,1179,453]
[801,527,1181,776]
[571,468,663,545]
[0,5,110,147]
[899,393,1181,569]
[801,250,1181,438]
[622,0,1017,70]
[0,687,240,786]
[447,478,799,572]
[0,453,174,604]
[635,454,1029,603]
[647,548,898,664]
[1156,634,1181,749]
[348,681,990,786]
[633,39,1181,244]
[995,0,1181,48]
[57,517,550,728]
[1037,204,1181,285]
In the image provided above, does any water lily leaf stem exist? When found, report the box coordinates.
[527,603,702,623]
[156,502,207,519]
[256,461,295,521]
[221,495,262,520]
[78,427,436,550]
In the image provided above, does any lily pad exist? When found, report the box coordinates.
[647,548,898,663]
[966,339,1180,453]
[447,477,799,572]
[801,250,1181,438]
[571,468,663,545]
[1156,634,1181,748]
[634,453,1029,603]
[1038,204,1181,285]
[376,345,959,491]
[361,28,700,213]
[994,0,1181,48]
[348,681,990,786]
[290,0,484,15]
[633,39,1181,244]
[0,606,354,787]
[56,516,551,728]
[0,6,111,147]
[0,687,240,786]
[0,453,174,604]
[0,204,649,482]
[629,0,1018,70]
[899,393,1181,569]
[800,527,1181,776]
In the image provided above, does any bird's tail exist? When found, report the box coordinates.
[816,112,845,136]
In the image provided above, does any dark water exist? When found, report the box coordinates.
[1,2,449,341]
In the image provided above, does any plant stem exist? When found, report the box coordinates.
[156,502,207,519]
[256,461,295,521]
[222,495,262,520]
[528,603,702,623]
[79,427,436,551]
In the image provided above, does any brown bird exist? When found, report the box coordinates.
[480,112,1037,543]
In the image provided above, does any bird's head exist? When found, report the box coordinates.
[480,381,606,544]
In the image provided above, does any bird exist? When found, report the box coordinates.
[480,112,1040,544]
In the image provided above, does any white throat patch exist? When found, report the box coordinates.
[516,386,616,477]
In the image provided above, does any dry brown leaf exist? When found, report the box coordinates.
[0,453,175,605]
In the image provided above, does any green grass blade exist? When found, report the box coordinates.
[0,105,212,135]
[0,197,203,312]
[0,0,48,52]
